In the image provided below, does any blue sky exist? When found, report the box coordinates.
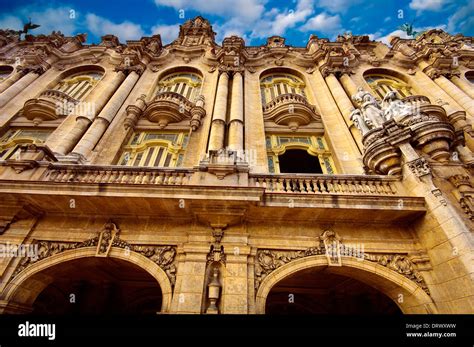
[0,0,472,46]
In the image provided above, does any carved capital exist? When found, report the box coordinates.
[407,157,431,177]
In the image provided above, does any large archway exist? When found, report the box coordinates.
[278,149,322,173]
[32,257,162,314]
[266,267,401,314]
[1,247,173,314]
[256,256,437,314]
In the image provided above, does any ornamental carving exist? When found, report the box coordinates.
[350,87,455,175]
[407,157,431,177]
[12,221,178,285]
[448,175,474,221]
[254,231,430,295]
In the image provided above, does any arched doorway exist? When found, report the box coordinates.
[32,257,162,314]
[256,256,436,314]
[1,247,173,314]
[266,267,401,314]
[279,149,322,173]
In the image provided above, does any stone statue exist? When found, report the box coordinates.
[351,88,385,132]
[382,91,412,121]
[350,108,371,135]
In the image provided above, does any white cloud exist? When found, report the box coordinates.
[0,7,78,36]
[151,24,180,44]
[154,0,266,23]
[85,13,144,42]
[372,24,447,45]
[300,12,342,33]
[409,0,450,11]
[315,0,363,13]
[384,16,392,22]
[447,0,474,33]
[0,15,23,31]
[350,17,362,22]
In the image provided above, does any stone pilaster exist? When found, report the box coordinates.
[450,75,474,100]
[47,71,127,155]
[433,75,474,119]
[0,69,24,94]
[228,71,244,152]
[71,70,140,159]
[0,71,41,109]
[208,71,229,152]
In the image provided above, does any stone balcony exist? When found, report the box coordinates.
[0,160,426,224]
[262,93,320,131]
[144,91,195,128]
[23,89,79,125]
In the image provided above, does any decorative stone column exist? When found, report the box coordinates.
[71,70,140,159]
[0,69,24,94]
[325,73,363,153]
[0,69,42,109]
[310,68,363,174]
[433,75,474,118]
[450,75,474,99]
[228,71,244,152]
[50,71,127,155]
[208,71,229,152]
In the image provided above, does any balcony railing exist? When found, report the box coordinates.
[43,165,193,185]
[262,93,315,114]
[249,174,398,195]
[39,89,80,105]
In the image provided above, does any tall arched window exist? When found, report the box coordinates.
[0,129,52,160]
[156,72,202,102]
[365,74,413,99]
[265,134,335,174]
[54,71,103,100]
[0,66,13,82]
[118,131,189,168]
[260,73,307,105]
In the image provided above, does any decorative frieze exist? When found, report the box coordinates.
[12,221,178,285]
[254,230,430,295]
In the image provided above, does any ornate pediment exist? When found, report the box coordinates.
[171,16,216,47]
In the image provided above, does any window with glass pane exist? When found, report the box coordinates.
[365,75,412,100]
[156,73,202,102]
[260,73,306,105]
[54,71,103,100]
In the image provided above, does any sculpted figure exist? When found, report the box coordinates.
[382,91,412,121]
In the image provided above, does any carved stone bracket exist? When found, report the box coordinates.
[448,175,474,221]
[207,224,227,265]
[254,231,430,295]
[11,221,178,286]
[407,157,431,177]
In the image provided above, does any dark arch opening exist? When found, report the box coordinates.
[278,149,322,174]
[32,257,162,314]
[465,71,474,84]
[265,267,402,314]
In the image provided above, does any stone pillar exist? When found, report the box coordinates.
[170,246,207,314]
[0,70,24,94]
[208,71,229,152]
[450,76,474,99]
[326,73,363,153]
[49,71,127,155]
[71,70,139,159]
[220,247,250,314]
[309,69,363,174]
[0,71,40,109]
[433,75,474,118]
[228,71,244,152]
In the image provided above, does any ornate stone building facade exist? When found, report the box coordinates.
[0,17,472,314]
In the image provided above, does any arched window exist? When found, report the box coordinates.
[0,66,13,82]
[118,131,189,168]
[0,128,52,160]
[365,74,413,100]
[54,71,103,100]
[260,73,307,105]
[156,72,202,102]
[266,134,335,174]
[466,71,474,84]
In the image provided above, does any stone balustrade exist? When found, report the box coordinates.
[249,173,399,195]
[42,164,194,185]
[39,89,79,105]
[262,93,315,113]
